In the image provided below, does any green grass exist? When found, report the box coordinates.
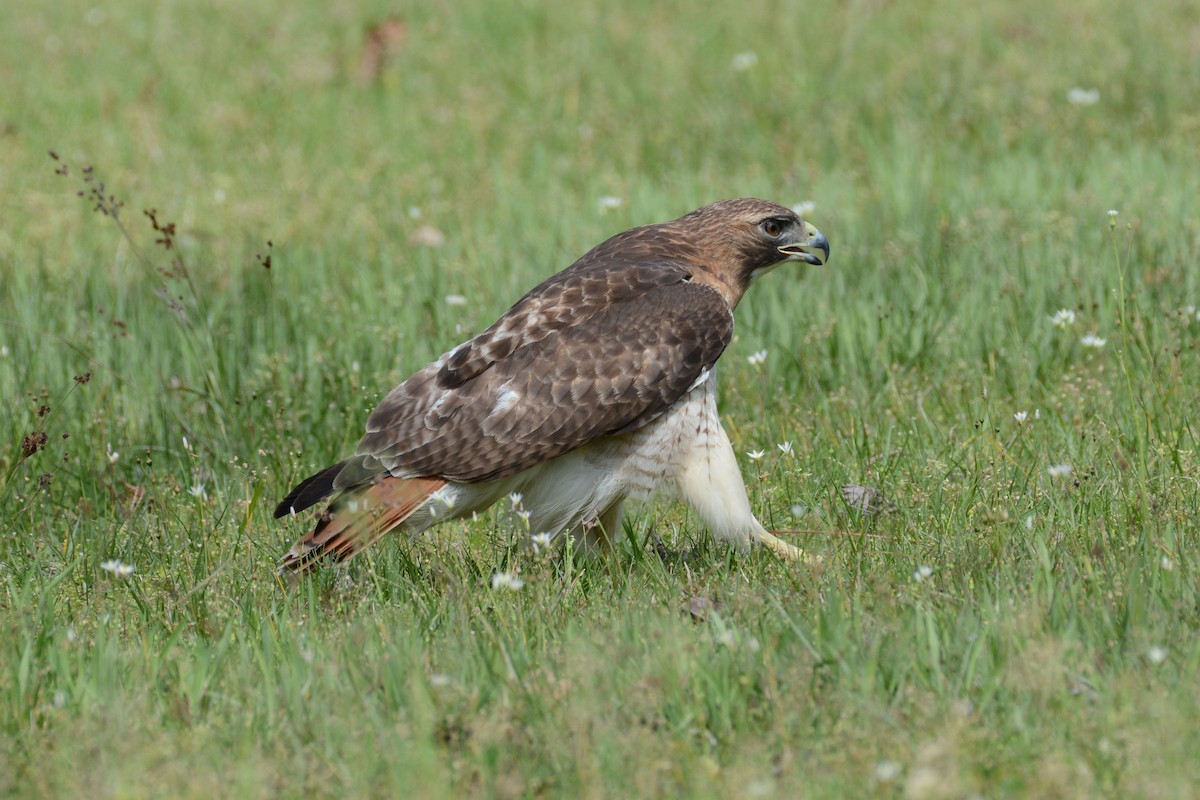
[3,0,1199,796]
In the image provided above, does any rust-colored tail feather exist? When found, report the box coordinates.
[278,476,446,574]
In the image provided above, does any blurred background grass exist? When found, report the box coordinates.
[2,0,1198,797]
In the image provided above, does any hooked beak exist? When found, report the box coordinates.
[777,221,829,266]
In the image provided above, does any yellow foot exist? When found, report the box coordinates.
[757,530,823,564]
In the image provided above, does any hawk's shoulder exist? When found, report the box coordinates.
[436,254,695,389]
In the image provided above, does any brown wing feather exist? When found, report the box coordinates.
[273,460,349,518]
[432,233,702,389]
[354,277,733,483]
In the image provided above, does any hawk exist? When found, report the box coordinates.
[276,198,829,573]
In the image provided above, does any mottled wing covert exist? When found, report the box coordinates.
[351,276,732,483]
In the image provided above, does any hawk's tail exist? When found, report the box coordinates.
[278,476,446,575]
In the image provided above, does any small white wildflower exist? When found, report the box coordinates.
[874,761,902,782]
[747,349,768,367]
[444,294,468,306]
[53,690,67,708]
[1035,409,1042,420]
[1146,645,1168,665]
[0,344,8,357]
[490,571,525,590]
[791,201,817,217]
[188,483,207,499]
[913,565,934,582]
[65,625,77,643]
[746,449,765,460]
[516,509,532,524]
[597,195,622,211]
[508,492,523,509]
[1024,514,1035,530]
[777,441,794,456]
[1047,463,1073,478]
[407,206,422,219]
[731,51,758,71]
[1050,309,1077,329]
[429,674,452,687]
[1107,209,1119,219]
[1080,334,1107,348]
[182,435,191,452]
[1160,555,1174,571]
[1067,88,1100,106]
[531,532,553,551]
[790,504,805,517]
[106,444,119,464]
[1014,410,1028,423]
[100,559,135,578]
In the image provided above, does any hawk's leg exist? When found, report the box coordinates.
[673,424,808,562]
[570,499,625,558]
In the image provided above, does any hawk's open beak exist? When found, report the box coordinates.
[778,222,829,266]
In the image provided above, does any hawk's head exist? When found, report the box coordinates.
[673,198,829,306]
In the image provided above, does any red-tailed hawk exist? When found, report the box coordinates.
[276,198,829,573]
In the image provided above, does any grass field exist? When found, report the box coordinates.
[3,0,1199,796]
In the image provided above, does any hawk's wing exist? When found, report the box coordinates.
[346,265,733,484]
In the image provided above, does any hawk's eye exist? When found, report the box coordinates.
[761,219,784,238]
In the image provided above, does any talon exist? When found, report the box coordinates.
[757,530,822,564]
